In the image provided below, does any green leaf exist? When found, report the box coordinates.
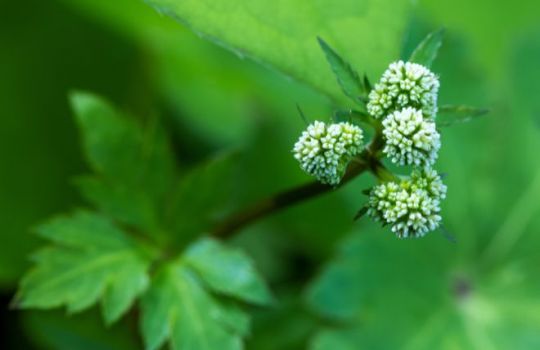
[70,92,176,196]
[437,104,490,127]
[184,237,274,305]
[15,211,153,325]
[318,37,365,104]
[169,153,237,240]
[307,231,540,350]
[409,28,445,68]
[145,0,411,103]
[76,177,158,232]
[70,92,176,231]
[140,260,248,350]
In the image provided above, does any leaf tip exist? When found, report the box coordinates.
[68,90,95,111]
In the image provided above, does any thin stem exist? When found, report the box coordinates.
[212,131,385,239]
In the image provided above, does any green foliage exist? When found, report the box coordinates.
[184,238,274,305]
[307,228,540,349]
[0,0,148,287]
[145,0,411,103]
[7,1,540,349]
[141,238,272,350]
[15,211,153,325]
[317,38,366,105]
[16,93,273,349]
[71,92,176,233]
[169,153,237,242]
[71,92,175,190]
[437,105,490,127]
[409,28,445,68]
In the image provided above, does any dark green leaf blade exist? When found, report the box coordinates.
[332,109,374,126]
[318,37,365,104]
[184,237,274,305]
[409,28,445,68]
[437,105,490,127]
[332,109,353,123]
[23,310,140,350]
[169,153,237,240]
[15,211,153,325]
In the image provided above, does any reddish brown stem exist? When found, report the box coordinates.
[211,141,384,239]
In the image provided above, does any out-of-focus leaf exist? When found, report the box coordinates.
[332,110,374,131]
[70,93,177,233]
[307,229,540,349]
[184,237,274,305]
[0,0,146,288]
[437,105,489,127]
[145,0,410,103]
[140,259,248,350]
[332,109,353,123]
[409,28,445,68]
[15,211,153,325]
[76,177,158,232]
[70,92,176,194]
[318,37,365,105]
[168,153,236,240]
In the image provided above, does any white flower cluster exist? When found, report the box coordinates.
[367,61,439,119]
[293,121,363,185]
[382,107,440,167]
[367,168,447,238]
[366,61,446,238]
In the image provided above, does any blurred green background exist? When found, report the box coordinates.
[1,0,539,348]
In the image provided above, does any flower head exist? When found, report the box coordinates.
[382,107,440,167]
[367,61,439,119]
[293,121,363,185]
[367,168,447,238]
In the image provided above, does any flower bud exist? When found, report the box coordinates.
[293,121,363,185]
[382,107,440,167]
[367,168,447,238]
[367,61,439,119]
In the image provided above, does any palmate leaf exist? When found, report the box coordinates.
[145,0,411,103]
[18,92,275,349]
[307,231,540,350]
[70,92,176,232]
[437,104,490,127]
[318,37,366,105]
[15,211,154,325]
[141,238,273,350]
[409,28,445,68]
